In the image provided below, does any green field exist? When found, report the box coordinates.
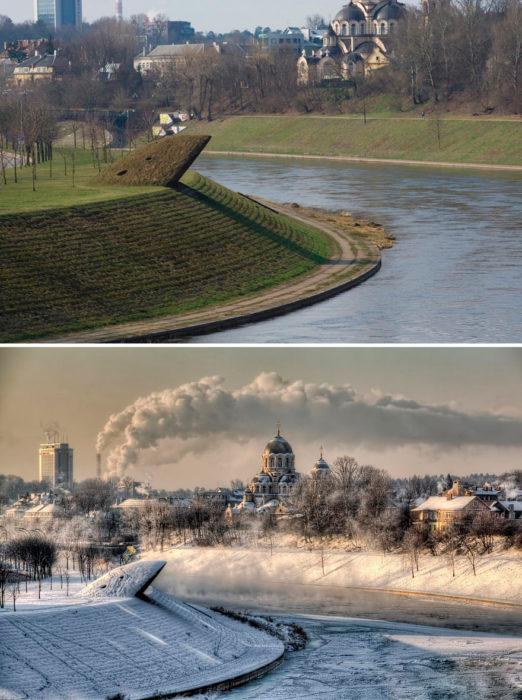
[0,155,331,342]
[186,115,522,166]
[0,149,161,216]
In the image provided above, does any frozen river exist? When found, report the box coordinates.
[156,568,522,698]
[188,155,522,343]
[226,614,522,699]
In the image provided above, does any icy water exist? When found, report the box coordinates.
[226,615,522,699]
[155,572,522,699]
[188,155,522,343]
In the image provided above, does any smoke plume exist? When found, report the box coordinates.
[96,372,522,478]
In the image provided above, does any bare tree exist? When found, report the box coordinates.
[307,14,327,29]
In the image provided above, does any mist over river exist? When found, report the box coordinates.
[189,156,522,343]
[155,562,522,699]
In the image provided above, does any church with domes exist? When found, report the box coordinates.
[237,426,331,514]
[297,0,406,84]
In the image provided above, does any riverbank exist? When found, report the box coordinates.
[149,545,522,607]
[207,150,522,172]
[44,198,382,343]
[186,115,522,168]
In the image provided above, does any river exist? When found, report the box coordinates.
[187,155,522,343]
[155,566,522,699]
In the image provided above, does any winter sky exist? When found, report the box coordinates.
[1,347,521,488]
[8,1,338,32]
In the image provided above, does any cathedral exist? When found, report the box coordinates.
[237,426,331,514]
[297,0,406,84]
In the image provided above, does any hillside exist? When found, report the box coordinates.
[0,168,331,342]
[0,561,284,699]
[151,545,522,608]
[187,115,522,167]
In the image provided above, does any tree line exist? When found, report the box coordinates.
[2,1,519,118]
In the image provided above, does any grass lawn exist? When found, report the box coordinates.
[187,115,522,166]
[0,147,158,215]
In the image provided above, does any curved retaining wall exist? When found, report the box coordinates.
[110,258,381,343]
[142,653,285,698]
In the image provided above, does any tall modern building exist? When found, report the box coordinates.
[34,0,82,29]
[39,441,74,488]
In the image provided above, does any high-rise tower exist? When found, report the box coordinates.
[34,0,82,29]
[39,438,74,488]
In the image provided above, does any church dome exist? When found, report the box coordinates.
[311,448,331,478]
[335,4,365,22]
[374,2,405,20]
[264,429,293,455]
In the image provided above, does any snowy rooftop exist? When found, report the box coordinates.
[1,561,283,699]
[498,500,522,511]
[412,496,477,512]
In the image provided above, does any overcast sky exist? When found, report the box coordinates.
[8,1,339,32]
[1,347,521,489]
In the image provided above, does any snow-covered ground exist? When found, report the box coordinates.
[147,544,522,604]
[2,550,521,699]
[0,562,283,700]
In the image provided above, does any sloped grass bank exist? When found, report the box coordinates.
[0,170,331,342]
[188,115,522,166]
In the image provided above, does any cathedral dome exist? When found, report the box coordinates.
[264,429,293,455]
[335,4,365,22]
[374,2,405,20]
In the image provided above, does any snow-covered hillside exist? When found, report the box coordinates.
[147,545,522,604]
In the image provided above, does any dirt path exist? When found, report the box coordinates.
[206,150,522,171]
[45,199,381,343]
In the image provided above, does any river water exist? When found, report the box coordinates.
[189,155,522,343]
[155,568,522,699]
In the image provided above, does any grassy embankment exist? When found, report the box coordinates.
[187,115,522,166]
[0,148,334,342]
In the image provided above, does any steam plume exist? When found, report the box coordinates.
[96,373,522,478]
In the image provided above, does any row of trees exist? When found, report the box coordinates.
[1,3,519,122]
[391,0,522,111]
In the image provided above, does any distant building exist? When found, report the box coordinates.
[298,0,406,83]
[34,0,82,29]
[234,427,331,515]
[38,441,73,488]
[258,28,307,52]
[134,43,219,75]
[13,50,69,86]
[490,501,522,520]
[167,21,195,45]
[411,482,492,531]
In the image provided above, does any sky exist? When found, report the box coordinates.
[7,0,338,32]
[1,347,521,489]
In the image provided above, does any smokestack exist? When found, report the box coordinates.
[96,453,102,479]
[115,0,122,22]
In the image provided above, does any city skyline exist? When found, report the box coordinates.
[1,347,521,489]
[8,0,337,32]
